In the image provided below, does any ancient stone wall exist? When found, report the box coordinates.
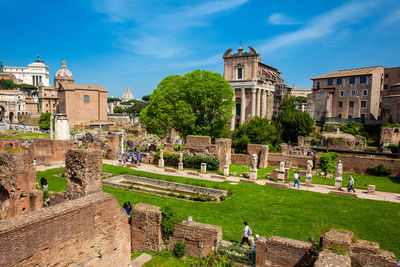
[170,220,222,258]
[64,149,103,200]
[28,138,75,164]
[380,127,400,145]
[231,153,251,165]
[104,133,119,160]
[0,137,21,152]
[131,203,162,252]
[0,151,42,219]
[255,236,312,267]
[0,192,131,266]
[247,144,269,168]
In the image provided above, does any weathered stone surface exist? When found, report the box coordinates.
[131,203,162,252]
[329,191,357,197]
[0,192,131,266]
[256,236,312,267]
[368,185,376,194]
[64,149,103,200]
[170,220,222,258]
[200,163,207,174]
[28,138,75,164]
[50,192,65,205]
[351,240,398,267]
[314,251,351,267]
[0,151,38,219]
[104,133,119,160]
[321,229,354,251]
[0,138,21,152]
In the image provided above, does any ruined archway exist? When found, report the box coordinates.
[0,185,10,220]
[0,106,5,122]
[9,112,14,123]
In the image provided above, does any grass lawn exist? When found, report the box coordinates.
[39,164,400,258]
[0,130,50,140]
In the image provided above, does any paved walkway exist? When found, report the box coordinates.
[130,253,152,267]
[39,160,400,204]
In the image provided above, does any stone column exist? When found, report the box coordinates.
[240,88,246,124]
[251,88,256,118]
[261,89,266,117]
[121,135,124,154]
[50,113,54,140]
[230,93,236,131]
[256,89,261,117]
[201,163,207,174]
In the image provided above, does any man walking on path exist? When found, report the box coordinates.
[347,176,356,193]
[240,221,252,247]
[293,171,300,189]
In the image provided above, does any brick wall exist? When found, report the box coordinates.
[28,138,75,164]
[231,153,251,165]
[0,137,21,152]
[0,192,131,266]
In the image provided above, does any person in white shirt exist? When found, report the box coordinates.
[293,172,300,189]
[347,176,355,193]
[240,221,252,246]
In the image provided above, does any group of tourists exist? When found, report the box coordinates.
[119,151,143,166]
[292,171,356,193]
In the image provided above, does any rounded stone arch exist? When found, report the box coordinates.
[0,185,10,219]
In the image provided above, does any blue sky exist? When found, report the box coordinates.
[1,0,399,99]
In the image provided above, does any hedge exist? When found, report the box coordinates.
[154,151,220,171]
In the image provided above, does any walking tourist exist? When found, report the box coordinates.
[347,176,355,193]
[240,221,252,246]
[123,202,131,215]
[40,177,48,191]
[293,171,300,189]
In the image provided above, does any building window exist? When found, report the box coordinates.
[360,76,367,84]
[337,78,342,85]
[237,67,243,79]
[338,101,343,108]
[84,95,90,103]
[53,104,55,108]
[361,101,367,108]
[236,103,241,117]
[350,77,356,84]
[317,82,320,89]
[328,79,333,85]
[340,90,344,97]
[363,89,368,96]
[385,74,389,78]
[384,85,388,89]
[338,114,342,118]
[351,90,356,96]
[349,101,354,108]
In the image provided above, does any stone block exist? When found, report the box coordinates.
[158,159,164,168]
[250,169,257,179]
[321,229,354,251]
[256,236,312,267]
[201,163,207,174]
[277,170,286,183]
[164,168,177,173]
[29,189,43,211]
[305,174,312,186]
[131,203,162,252]
[170,220,222,258]
[314,251,351,267]
[64,149,103,200]
[178,163,183,171]
[50,192,65,205]
[187,171,200,176]
[223,165,229,176]
[329,191,357,197]
[368,185,376,194]
[334,178,342,190]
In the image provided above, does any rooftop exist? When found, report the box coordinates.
[311,66,383,80]
[61,83,107,92]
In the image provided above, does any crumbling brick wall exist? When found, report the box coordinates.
[0,151,42,219]
[104,133,119,160]
[169,220,222,258]
[131,203,162,252]
[247,144,269,168]
[28,138,75,164]
[0,138,21,152]
[64,149,103,200]
[0,192,131,266]
[256,236,312,267]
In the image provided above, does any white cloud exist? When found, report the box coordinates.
[268,13,299,25]
[260,0,379,52]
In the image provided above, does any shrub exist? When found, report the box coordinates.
[173,241,186,258]
[387,144,399,154]
[367,164,392,176]
[199,253,233,267]
[319,152,338,178]
[154,151,220,170]
[160,207,179,240]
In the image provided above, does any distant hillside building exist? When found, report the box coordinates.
[290,85,311,112]
[308,66,384,123]
[3,56,50,87]
[223,46,288,130]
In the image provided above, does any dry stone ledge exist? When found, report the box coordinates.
[321,229,354,251]
[131,203,162,252]
[256,236,312,267]
[314,251,351,267]
[64,149,103,200]
[170,220,222,258]
[351,240,398,267]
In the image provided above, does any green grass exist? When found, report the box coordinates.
[39,164,400,258]
[141,251,200,267]
[0,130,50,140]
[36,168,66,192]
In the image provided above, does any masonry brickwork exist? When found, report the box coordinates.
[0,192,131,266]
[64,149,103,200]
[131,203,162,252]
[0,137,21,152]
[104,133,120,160]
[28,138,75,164]
[380,127,400,145]
[170,220,222,258]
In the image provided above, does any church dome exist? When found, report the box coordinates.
[54,59,74,87]
[122,87,134,101]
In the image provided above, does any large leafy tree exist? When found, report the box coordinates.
[140,70,234,139]
[276,95,314,143]
[232,117,281,153]
[39,112,51,130]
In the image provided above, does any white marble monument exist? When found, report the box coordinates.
[334,160,343,190]
[250,154,258,179]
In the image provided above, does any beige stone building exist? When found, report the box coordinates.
[381,67,400,123]
[308,66,384,122]
[223,46,286,130]
[38,86,59,114]
[58,83,108,127]
[290,85,311,112]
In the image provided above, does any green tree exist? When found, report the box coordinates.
[319,152,338,178]
[113,106,124,113]
[39,112,51,130]
[232,117,281,153]
[294,96,308,103]
[276,95,314,143]
[140,70,234,139]
[142,95,150,101]
[0,79,18,90]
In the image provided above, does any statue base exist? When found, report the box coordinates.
[178,163,183,171]
[250,169,257,180]
[277,169,285,183]
[223,165,229,176]
[334,178,342,190]
[158,159,164,168]
[306,174,312,186]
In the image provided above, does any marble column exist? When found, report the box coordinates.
[251,88,256,118]
[230,93,236,131]
[256,89,261,117]
[240,88,246,124]
[261,89,266,117]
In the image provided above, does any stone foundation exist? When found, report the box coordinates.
[28,138,75,164]
[314,251,351,267]
[131,203,162,252]
[0,138,21,152]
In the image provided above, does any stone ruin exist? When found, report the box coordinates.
[321,131,365,151]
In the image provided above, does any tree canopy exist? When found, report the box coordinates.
[140,69,234,139]
[113,100,148,116]
[276,95,314,143]
[0,79,18,90]
[39,112,51,130]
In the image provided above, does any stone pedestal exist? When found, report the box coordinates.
[305,174,312,186]
[368,185,376,194]
[250,168,257,179]
[158,159,164,168]
[178,163,183,171]
[277,170,285,183]
[223,165,229,176]
[334,178,342,190]
[200,163,207,174]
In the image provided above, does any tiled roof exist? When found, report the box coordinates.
[61,83,107,92]
[311,66,383,79]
